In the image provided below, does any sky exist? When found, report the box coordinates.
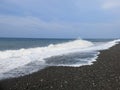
[0,0,120,39]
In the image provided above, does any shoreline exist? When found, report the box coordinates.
[0,43,120,90]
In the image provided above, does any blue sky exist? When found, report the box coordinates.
[0,0,120,38]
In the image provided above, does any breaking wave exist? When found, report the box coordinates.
[0,39,93,74]
[0,39,119,79]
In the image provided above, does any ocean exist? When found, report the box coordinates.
[0,38,119,80]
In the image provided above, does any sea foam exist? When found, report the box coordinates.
[0,39,93,74]
[0,39,119,77]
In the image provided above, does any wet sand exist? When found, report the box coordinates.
[0,44,120,90]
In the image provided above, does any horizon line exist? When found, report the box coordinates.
[0,37,118,40]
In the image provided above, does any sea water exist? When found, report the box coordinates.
[0,38,119,80]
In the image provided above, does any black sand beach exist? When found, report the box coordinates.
[0,44,120,90]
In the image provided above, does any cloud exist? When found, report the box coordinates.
[102,0,120,9]
[0,15,74,38]
[0,15,119,38]
[0,0,120,38]
[0,15,70,31]
[0,15,118,30]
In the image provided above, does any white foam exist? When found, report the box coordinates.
[0,39,93,73]
[0,39,119,74]
[53,39,120,67]
[85,39,120,51]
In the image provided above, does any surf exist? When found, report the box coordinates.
[0,39,119,79]
[0,39,93,73]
